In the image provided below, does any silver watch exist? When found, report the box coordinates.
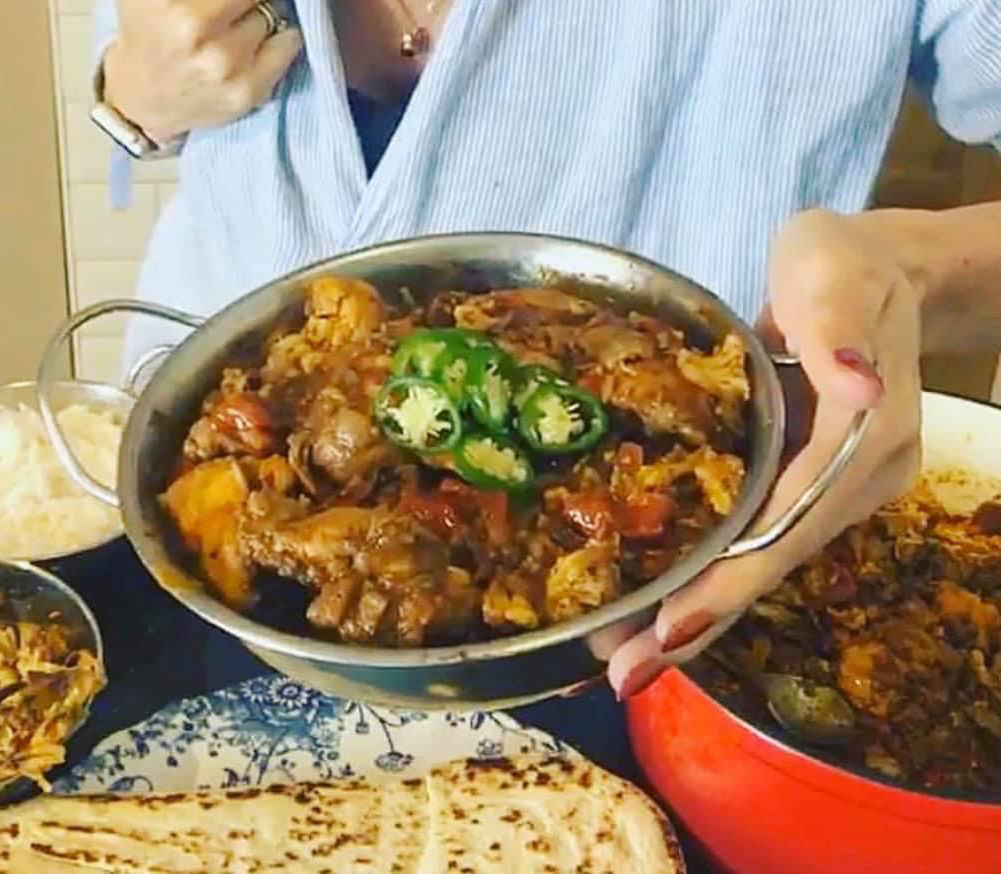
[90,63,181,160]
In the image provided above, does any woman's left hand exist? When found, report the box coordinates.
[607,208,925,699]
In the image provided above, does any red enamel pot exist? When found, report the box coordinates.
[628,392,1001,874]
[628,669,1001,874]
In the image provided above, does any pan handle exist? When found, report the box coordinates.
[719,353,875,559]
[37,299,204,508]
[123,343,177,395]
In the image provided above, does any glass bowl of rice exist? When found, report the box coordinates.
[0,381,132,565]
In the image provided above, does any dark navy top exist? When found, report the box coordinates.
[346,87,414,177]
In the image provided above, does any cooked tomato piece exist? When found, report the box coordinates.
[613,493,674,539]
[396,490,463,540]
[562,490,616,541]
[440,478,512,546]
[210,393,275,454]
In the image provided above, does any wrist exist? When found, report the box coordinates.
[99,41,133,119]
[851,204,1001,356]
[100,41,175,145]
[849,208,957,354]
[849,208,941,304]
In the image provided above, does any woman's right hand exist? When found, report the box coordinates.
[103,0,303,144]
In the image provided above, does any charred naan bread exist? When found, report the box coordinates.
[0,756,683,873]
[421,757,683,873]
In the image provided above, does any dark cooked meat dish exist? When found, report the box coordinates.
[162,276,750,646]
[702,480,1001,795]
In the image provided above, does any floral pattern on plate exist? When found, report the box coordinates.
[56,674,569,795]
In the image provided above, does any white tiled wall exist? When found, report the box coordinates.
[48,0,178,384]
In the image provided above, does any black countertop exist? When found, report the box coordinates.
[44,541,720,873]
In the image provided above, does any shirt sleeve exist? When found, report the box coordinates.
[92,0,119,80]
[912,0,1001,149]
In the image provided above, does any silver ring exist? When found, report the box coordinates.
[254,1,287,39]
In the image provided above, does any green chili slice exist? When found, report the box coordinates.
[454,430,535,492]
[392,328,495,398]
[391,329,453,379]
[433,327,496,348]
[392,328,491,376]
[433,329,499,402]
[517,383,608,454]
[435,351,471,403]
[512,364,571,410]
[466,346,517,432]
[373,376,462,453]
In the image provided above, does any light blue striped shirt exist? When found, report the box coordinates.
[92,1,1001,365]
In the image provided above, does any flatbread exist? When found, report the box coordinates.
[0,756,683,873]
[420,757,684,873]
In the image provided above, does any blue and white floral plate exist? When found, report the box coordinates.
[55,674,569,796]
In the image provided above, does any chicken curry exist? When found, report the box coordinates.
[161,276,750,647]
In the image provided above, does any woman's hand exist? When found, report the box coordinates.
[103,0,303,144]
[607,208,926,698]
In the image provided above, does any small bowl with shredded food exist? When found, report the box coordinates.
[0,560,105,802]
[0,380,131,564]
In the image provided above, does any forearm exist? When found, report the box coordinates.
[854,203,1001,356]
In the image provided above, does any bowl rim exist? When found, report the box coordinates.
[0,558,106,667]
[681,390,1001,808]
[0,379,129,562]
[119,231,787,668]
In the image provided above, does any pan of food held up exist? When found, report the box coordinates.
[36,234,869,708]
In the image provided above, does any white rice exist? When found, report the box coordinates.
[0,403,123,559]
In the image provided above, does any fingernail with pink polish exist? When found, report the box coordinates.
[833,348,883,389]
[561,675,606,699]
[659,610,717,653]
[615,659,667,701]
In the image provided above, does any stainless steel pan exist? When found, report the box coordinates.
[38,234,870,709]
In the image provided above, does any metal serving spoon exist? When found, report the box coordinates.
[704,649,856,747]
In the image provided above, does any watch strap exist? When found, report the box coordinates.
[90,103,162,160]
